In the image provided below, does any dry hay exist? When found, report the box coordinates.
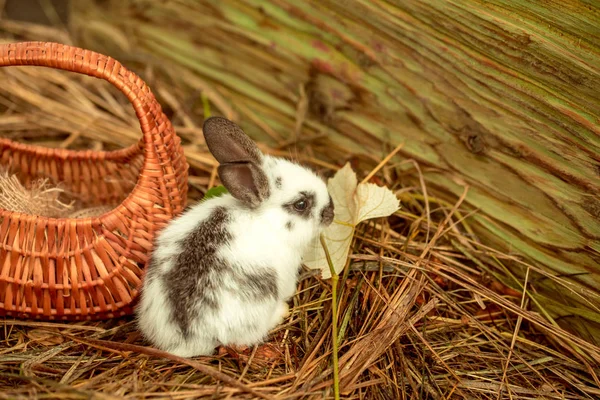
[0,21,599,400]
[0,166,74,217]
[0,166,118,218]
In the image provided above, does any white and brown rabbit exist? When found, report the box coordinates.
[136,117,334,357]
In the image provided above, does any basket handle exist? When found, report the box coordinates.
[0,41,177,155]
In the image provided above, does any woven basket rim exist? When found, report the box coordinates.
[0,44,163,223]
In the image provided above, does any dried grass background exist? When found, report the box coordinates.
[0,16,599,400]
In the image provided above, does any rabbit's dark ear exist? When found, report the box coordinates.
[203,117,270,207]
[217,163,269,208]
[203,117,263,165]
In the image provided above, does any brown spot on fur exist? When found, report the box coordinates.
[235,268,278,300]
[320,195,334,226]
[164,207,230,338]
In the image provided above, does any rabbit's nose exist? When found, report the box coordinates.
[320,197,335,226]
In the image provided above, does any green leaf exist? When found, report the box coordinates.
[203,185,228,200]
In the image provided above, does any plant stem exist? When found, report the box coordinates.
[201,92,211,118]
[320,234,340,400]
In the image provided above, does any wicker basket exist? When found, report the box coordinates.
[0,42,189,320]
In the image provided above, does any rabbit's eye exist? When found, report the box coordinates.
[284,191,315,217]
[293,199,308,211]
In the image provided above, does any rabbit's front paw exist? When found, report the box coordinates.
[271,302,290,326]
[279,302,290,320]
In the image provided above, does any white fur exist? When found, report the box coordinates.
[136,155,331,357]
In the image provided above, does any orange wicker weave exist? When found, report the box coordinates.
[0,42,189,320]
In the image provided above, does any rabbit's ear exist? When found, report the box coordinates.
[217,163,269,207]
[203,117,263,165]
[203,117,270,207]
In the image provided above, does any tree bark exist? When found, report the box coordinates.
[72,0,600,339]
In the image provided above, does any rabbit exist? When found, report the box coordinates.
[136,116,335,357]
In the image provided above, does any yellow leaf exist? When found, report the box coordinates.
[303,163,400,278]
[356,182,401,223]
